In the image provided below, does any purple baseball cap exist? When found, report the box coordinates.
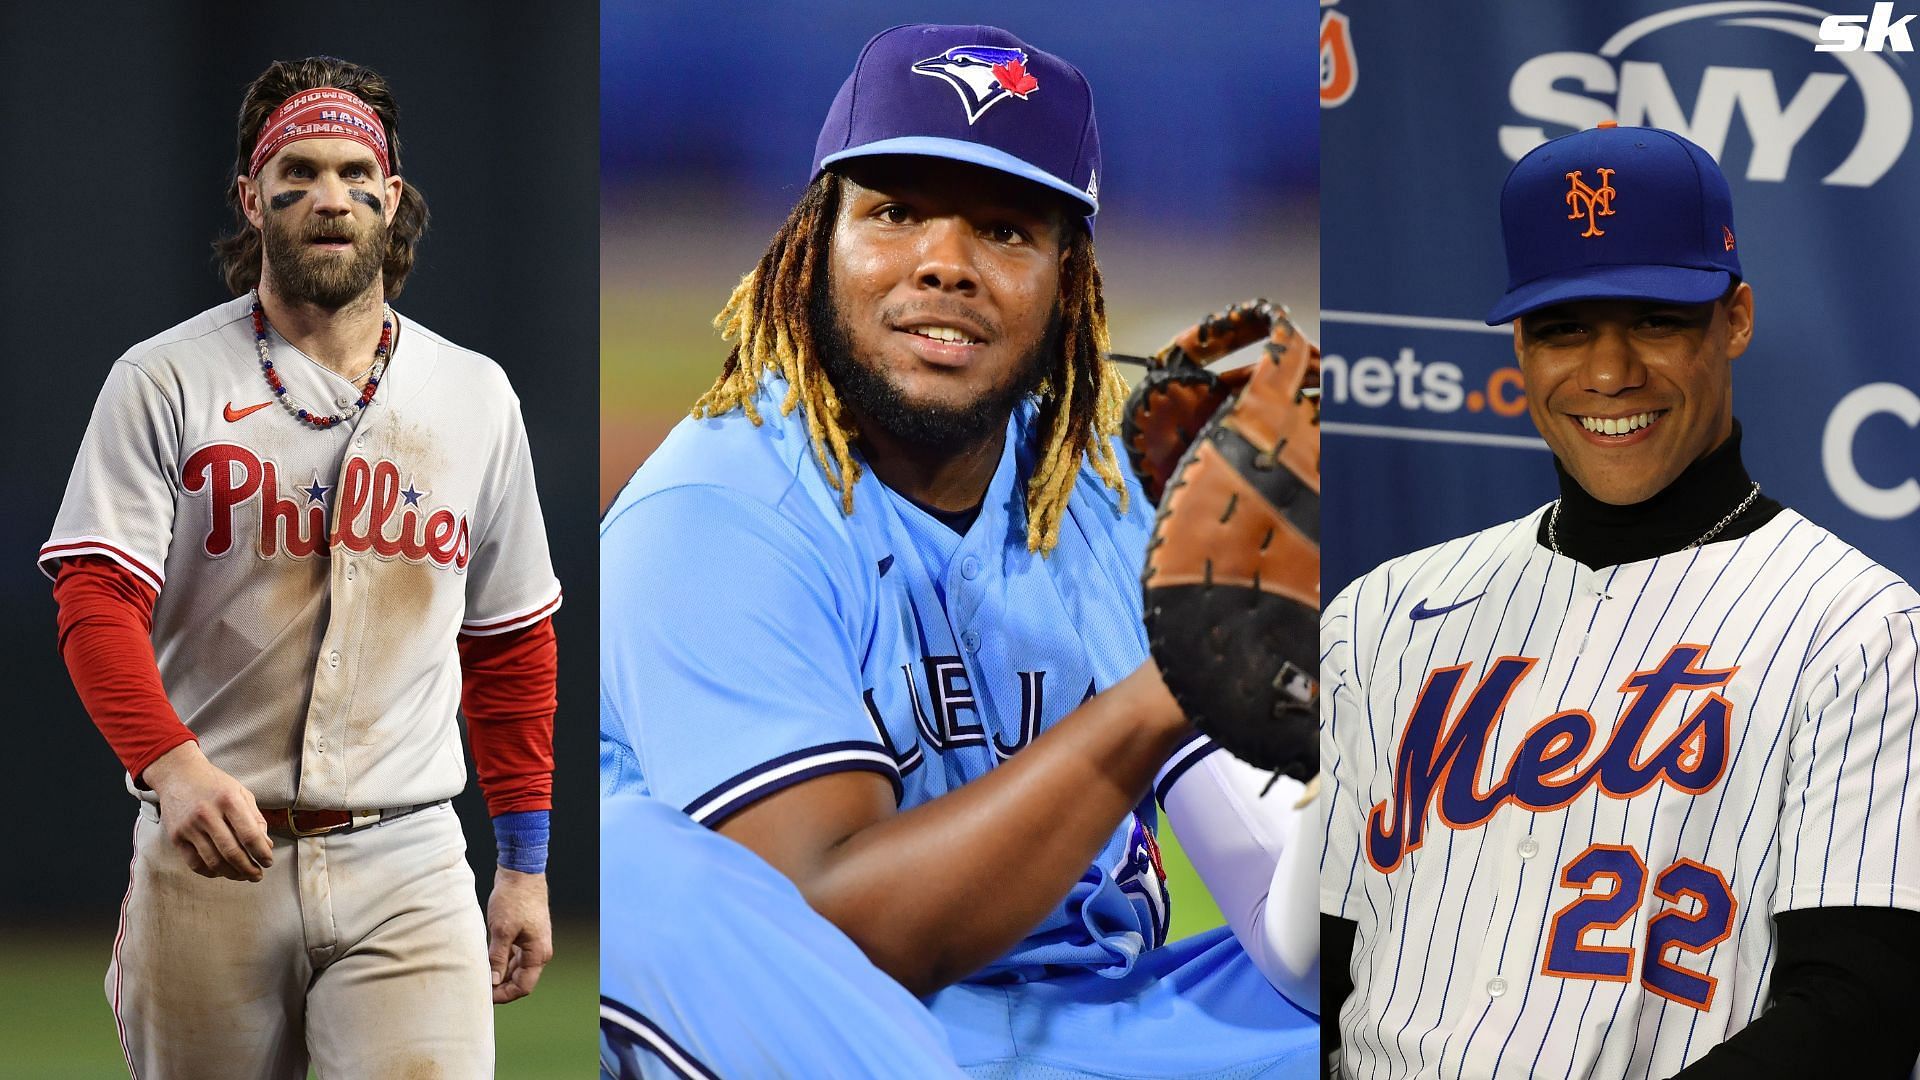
[813,24,1102,217]
[1486,124,1741,325]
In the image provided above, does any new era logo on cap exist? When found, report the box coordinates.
[911,45,1040,125]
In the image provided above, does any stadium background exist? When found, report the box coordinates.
[1321,0,1920,593]
[0,3,599,1074]
[601,0,1319,953]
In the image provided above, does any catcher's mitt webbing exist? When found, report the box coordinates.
[1119,301,1271,506]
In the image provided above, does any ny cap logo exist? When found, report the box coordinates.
[1723,225,1736,251]
[911,45,1040,125]
[1565,168,1618,237]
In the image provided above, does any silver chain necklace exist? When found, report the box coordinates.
[1548,481,1761,557]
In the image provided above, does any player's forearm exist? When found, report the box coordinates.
[1160,753,1308,995]
[459,619,558,815]
[795,661,1189,993]
[53,556,196,782]
[1671,907,1920,1079]
[1323,915,1355,1055]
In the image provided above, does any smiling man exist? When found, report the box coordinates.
[1321,124,1920,1078]
[41,57,561,1077]
[600,23,1315,1080]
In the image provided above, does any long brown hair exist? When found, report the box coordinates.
[213,56,429,298]
[693,171,1129,553]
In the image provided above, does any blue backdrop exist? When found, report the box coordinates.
[1322,0,1920,593]
[603,0,1318,221]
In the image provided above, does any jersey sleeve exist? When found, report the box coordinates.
[40,360,182,591]
[600,484,900,826]
[460,389,562,635]
[1775,606,1920,913]
[1320,578,1372,920]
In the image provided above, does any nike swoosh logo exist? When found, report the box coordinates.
[224,400,273,423]
[1409,593,1485,621]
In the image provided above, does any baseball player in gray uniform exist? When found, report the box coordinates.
[42,57,562,1077]
[1322,124,1920,1077]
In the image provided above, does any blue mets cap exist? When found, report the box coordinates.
[812,24,1101,218]
[1486,123,1741,325]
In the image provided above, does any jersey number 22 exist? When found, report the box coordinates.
[1541,843,1737,1011]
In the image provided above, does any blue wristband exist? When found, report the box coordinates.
[492,809,550,874]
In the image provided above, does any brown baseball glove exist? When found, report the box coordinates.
[1120,300,1320,780]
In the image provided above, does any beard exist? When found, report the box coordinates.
[809,279,1059,450]
[262,211,386,310]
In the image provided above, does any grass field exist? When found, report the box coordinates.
[9,875,1212,1080]
[2,923,596,1079]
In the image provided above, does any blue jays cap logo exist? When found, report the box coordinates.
[910,45,1040,125]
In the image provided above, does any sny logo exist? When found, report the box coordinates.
[1565,168,1616,237]
[1819,3,1916,51]
[1502,3,1912,187]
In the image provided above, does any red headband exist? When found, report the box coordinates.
[248,87,391,177]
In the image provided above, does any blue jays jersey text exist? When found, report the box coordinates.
[601,378,1171,977]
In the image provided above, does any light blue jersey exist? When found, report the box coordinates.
[601,377,1314,1076]
[603,377,1169,973]
[599,794,964,1079]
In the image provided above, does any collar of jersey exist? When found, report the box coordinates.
[1544,419,1782,568]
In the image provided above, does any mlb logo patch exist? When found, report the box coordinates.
[911,45,1040,125]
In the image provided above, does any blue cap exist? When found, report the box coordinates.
[813,24,1101,217]
[1486,124,1740,324]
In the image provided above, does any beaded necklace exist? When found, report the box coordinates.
[251,292,393,430]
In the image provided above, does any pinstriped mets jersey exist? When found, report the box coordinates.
[41,294,562,810]
[1321,505,1920,1079]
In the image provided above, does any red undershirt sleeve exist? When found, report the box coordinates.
[52,555,196,783]
[458,617,557,816]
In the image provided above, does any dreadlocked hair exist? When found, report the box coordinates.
[693,171,1130,554]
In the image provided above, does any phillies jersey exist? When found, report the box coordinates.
[1322,506,1920,1079]
[42,294,561,810]
[601,375,1175,979]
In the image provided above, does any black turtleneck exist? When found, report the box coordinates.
[1325,418,1920,1078]
[1534,420,1784,569]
